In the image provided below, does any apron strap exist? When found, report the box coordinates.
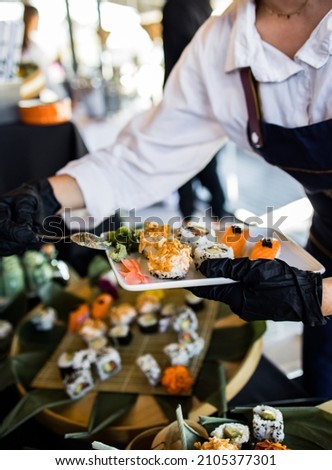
[240,67,264,149]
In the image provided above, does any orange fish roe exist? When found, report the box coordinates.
[161,365,194,394]
[255,440,290,450]
[194,437,240,450]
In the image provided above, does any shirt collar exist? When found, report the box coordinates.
[225,0,332,82]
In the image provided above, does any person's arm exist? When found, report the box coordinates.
[322,278,332,316]
[48,174,85,211]
[189,258,331,326]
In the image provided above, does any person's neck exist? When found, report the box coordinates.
[258,0,310,19]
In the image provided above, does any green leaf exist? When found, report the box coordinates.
[87,255,110,285]
[0,389,72,438]
[175,404,206,450]
[64,392,138,440]
[154,395,192,422]
[193,361,227,416]
[0,292,28,328]
[91,441,120,450]
[11,351,50,389]
[0,357,16,391]
[17,321,66,354]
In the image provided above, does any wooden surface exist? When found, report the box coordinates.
[10,278,263,446]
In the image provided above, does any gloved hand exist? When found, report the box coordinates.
[0,178,61,256]
[189,257,325,326]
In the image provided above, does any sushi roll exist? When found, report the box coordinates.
[184,292,205,312]
[109,302,137,326]
[58,349,96,378]
[78,318,107,344]
[136,353,161,386]
[136,291,161,315]
[95,346,122,380]
[147,239,192,279]
[178,331,204,357]
[63,367,94,399]
[163,342,191,366]
[220,225,249,258]
[252,405,285,443]
[108,324,132,346]
[159,302,177,332]
[210,423,250,448]
[88,336,108,351]
[0,319,13,339]
[30,306,57,331]
[137,313,159,334]
[249,237,281,260]
[172,307,198,332]
[138,222,171,258]
[193,242,234,268]
[178,221,215,248]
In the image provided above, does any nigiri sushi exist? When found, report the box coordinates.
[249,237,281,260]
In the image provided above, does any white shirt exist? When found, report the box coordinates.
[58,0,332,225]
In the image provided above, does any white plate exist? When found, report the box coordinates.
[106,226,325,291]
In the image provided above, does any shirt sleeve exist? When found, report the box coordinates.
[57,26,227,226]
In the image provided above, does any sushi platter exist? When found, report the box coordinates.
[106,225,325,291]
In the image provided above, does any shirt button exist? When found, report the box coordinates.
[251,131,260,144]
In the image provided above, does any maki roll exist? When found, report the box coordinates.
[220,224,249,258]
[210,423,250,448]
[252,405,285,443]
[57,349,96,379]
[163,342,191,366]
[193,242,234,268]
[178,331,204,357]
[147,239,192,279]
[172,307,198,332]
[0,319,13,339]
[108,324,132,346]
[63,367,94,399]
[109,302,137,326]
[78,318,107,344]
[138,222,171,258]
[136,353,161,386]
[30,306,57,331]
[184,292,205,312]
[178,221,215,248]
[249,237,281,260]
[159,302,177,332]
[137,313,159,334]
[136,291,161,315]
[95,346,122,380]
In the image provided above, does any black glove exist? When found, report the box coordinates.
[0,178,61,256]
[189,257,326,326]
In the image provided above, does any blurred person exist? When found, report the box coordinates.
[162,0,228,219]
[1,0,332,398]
[21,4,68,99]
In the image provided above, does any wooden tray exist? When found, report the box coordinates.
[10,279,263,446]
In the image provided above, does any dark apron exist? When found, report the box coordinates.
[240,68,332,398]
